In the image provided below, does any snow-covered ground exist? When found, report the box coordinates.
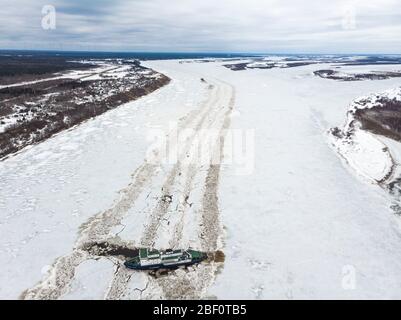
[2,59,401,299]
[195,61,401,299]
[0,62,131,90]
[329,87,401,184]
[0,62,208,299]
[329,129,393,183]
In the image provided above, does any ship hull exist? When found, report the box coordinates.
[124,258,204,270]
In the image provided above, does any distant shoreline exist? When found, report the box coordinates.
[0,50,258,61]
[1,49,400,60]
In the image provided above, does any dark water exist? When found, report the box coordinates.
[0,50,256,61]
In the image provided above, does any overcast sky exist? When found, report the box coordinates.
[1,0,401,53]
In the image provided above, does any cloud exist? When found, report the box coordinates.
[1,0,401,53]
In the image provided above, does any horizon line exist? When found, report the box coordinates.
[1,48,400,56]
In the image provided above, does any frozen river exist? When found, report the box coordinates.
[1,59,401,299]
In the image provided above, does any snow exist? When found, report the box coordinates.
[184,62,401,300]
[328,86,401,183]
[0,115,19,133]
[0,62,127,90]
[329,128,393,183]
[378,136,401,182]
[316,64,401,82]
[60,259,115,300]
[2,59,401,299]
[247,62,273,68]
[0,66,207,299]
[349,86,401,114]
[0,77,66,90]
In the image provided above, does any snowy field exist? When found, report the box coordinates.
[1,59,401,299]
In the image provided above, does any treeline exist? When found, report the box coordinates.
[0,56,93,78]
